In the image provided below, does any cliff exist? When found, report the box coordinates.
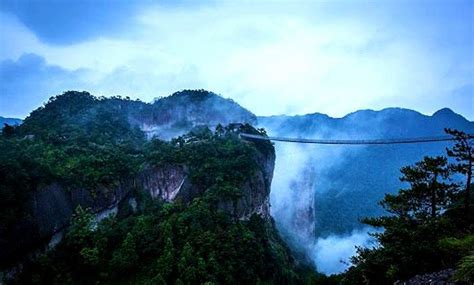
[137,142,275,220]
[1,126,276,271]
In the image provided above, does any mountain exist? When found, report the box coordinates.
[18,90,256,141]
[0,91,312,284]
[144,89,257,139]
[258,107,474,250]
[2,89,472,281]
[0,117,22,127]
[121,89,257,140]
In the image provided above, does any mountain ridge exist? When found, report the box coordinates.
[2,89,473,280]
[0,116,22,126]
[2,90,471,132]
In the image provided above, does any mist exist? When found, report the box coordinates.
[310,227,376,275]
[269,139,372,273]
[261,113,377,273]
[258,108,472,275]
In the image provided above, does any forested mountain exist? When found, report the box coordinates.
[1,91,318,284]
[145,90,257,139]
[16,89,256,141]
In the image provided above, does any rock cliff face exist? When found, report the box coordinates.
[28,182,130,239]
[217,147,275,220]
[397,269,462,285]
[137,165,190,202]
[137,144,275,220]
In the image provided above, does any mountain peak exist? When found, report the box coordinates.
[168,89,214,101]
[431,108,469,124]
[432,108,456,117]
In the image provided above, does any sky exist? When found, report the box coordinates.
[0,0,473,119]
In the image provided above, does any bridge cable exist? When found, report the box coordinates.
[239,133,474,145]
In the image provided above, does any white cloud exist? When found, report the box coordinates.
[0,1,472,119]
[0,12,42,61]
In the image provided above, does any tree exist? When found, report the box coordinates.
[110,232,138,271]
[156,237,175,281]
[445,128,473,213]
[66,206,94,248]
[398,156,454,220]
[215,124,225,137]
[351,156,458,282]
[2,123,15,137]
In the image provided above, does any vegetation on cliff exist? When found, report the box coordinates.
[1,92,146,266]
[13,196,300,284]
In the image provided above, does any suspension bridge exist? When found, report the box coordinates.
[240,133,474,145]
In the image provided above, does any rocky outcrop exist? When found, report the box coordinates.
[396,269,469,285]
[29,183,130,239]
[136,165,190,201]
[230,144,275,220]
[218,166,271,220]
[137,143,276,220]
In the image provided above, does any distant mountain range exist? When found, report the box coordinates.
[258,106,474,246]
[259,107,471,139]
[0,116,22,126]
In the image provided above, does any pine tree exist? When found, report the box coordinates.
[445,128,473,213]
[358,156,458,281]
[398,156,454,220]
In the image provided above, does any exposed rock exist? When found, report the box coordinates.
[29,182,130,240]
[136,164,190,201]
[397,269,469,285]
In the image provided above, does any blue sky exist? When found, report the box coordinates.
[0,0,472,119]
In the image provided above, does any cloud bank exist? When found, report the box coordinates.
[0,0,472,118]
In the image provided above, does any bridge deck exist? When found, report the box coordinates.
[240,133,474,145]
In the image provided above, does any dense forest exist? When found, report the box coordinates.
[1,91,473,284]
[0,92,323,284]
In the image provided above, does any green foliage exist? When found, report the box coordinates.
[454,253,474,282]
[67,206,95,248]
[344,130,474,284]
[14,193,301,284]
[145,123,270,203]
[1,91,145,190]
[3,91,299,284]
[439,235,474,255]
[1,124,16,137]
[445,128,473,213]
[0,92,151,266]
